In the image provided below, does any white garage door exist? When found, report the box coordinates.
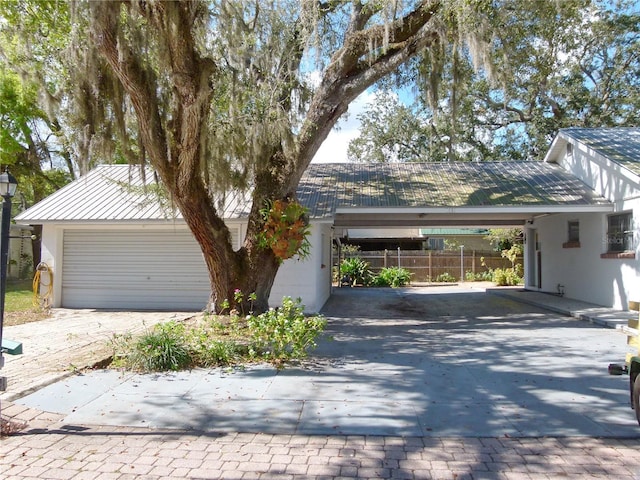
[62,229,224,310]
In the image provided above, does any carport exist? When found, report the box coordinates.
[298,161,613,291]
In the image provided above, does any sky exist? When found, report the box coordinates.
[311,90,376,163]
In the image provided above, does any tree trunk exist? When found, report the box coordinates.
[88,1,442,315]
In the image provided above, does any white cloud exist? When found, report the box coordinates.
[312,90,376,163]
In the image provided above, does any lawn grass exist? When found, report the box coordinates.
[4,279,49,326]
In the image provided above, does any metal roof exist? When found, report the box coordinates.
[558,127,640,176]
[17,161,610,224]
[297,161,610,218]
[15,164,251,223]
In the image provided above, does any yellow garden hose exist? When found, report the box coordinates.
[33,262,53,309]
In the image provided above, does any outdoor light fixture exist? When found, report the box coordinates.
[0,170,18,199]
[0,168,18,397]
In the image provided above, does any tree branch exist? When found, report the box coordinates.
[89,1,171,180]
[294,0,441,187]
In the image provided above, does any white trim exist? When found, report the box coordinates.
[335,205,613,215]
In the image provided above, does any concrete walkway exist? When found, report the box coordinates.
[1,309,195,402]
[487,286,638,330]
[2,285,640,479]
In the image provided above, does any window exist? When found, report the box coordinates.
[606,212,634,252]
[563,220,580,248]
[566,143,573,158]
[427,238,445,250]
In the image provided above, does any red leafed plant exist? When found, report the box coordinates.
[257,199,311,263]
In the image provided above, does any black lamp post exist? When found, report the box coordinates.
[0,169,17,382]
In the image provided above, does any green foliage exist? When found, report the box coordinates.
[476,245,523,286]
[340,257,373,286]
[341,244,362,255]
[465,270,493,282]
[187,334,247,367]
[492,245,524,286]
[485,229,523,252]
[348,91,430,162]
[372,267,412,288]
[492,267,523,287]
[350,2,640,163]
[0,68,72,207]
[110,296,326,372]
[117,322,192,372]
[435,272,457,283]
[0,1,77,196]
[502,244,524,265]
[248,297,326,363]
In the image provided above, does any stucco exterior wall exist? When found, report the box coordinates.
[526,209,639,309]
[269,222,333,313]
[38,221,328,312]
[558,140,640,203]
[531,138,640,309]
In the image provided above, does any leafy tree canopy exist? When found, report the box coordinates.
[0,0,75,206]
[349,0,640,162]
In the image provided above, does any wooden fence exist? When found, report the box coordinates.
[340,249,523,282]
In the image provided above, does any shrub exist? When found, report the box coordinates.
[373,267,412,287]
[339,257,373,286]
[186,321,247,366]
[492,267,522,286]
[194,339,247,366]
[435,272,457,283]
[465,270,493,282]
[110,296,327,372]
[117,321,192,372]
[248,297,326,362]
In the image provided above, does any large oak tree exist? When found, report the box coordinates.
[68,0,470,313]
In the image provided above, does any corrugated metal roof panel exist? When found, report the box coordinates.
[297,162,610,217]
[16,165,251,223]
[16,165,181,222]
[17,161,610,223]
[560,127,640,176]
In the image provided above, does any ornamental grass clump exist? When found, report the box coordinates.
[119,321,192,372]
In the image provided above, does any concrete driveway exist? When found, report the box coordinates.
[13,285,639,437]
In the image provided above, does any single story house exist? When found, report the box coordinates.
[534,127,640,309]
[15,127,639,312]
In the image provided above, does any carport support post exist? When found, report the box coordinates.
[0,169,17,423]
[460,245,464,282]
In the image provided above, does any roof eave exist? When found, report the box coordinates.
[335,205,614,215]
